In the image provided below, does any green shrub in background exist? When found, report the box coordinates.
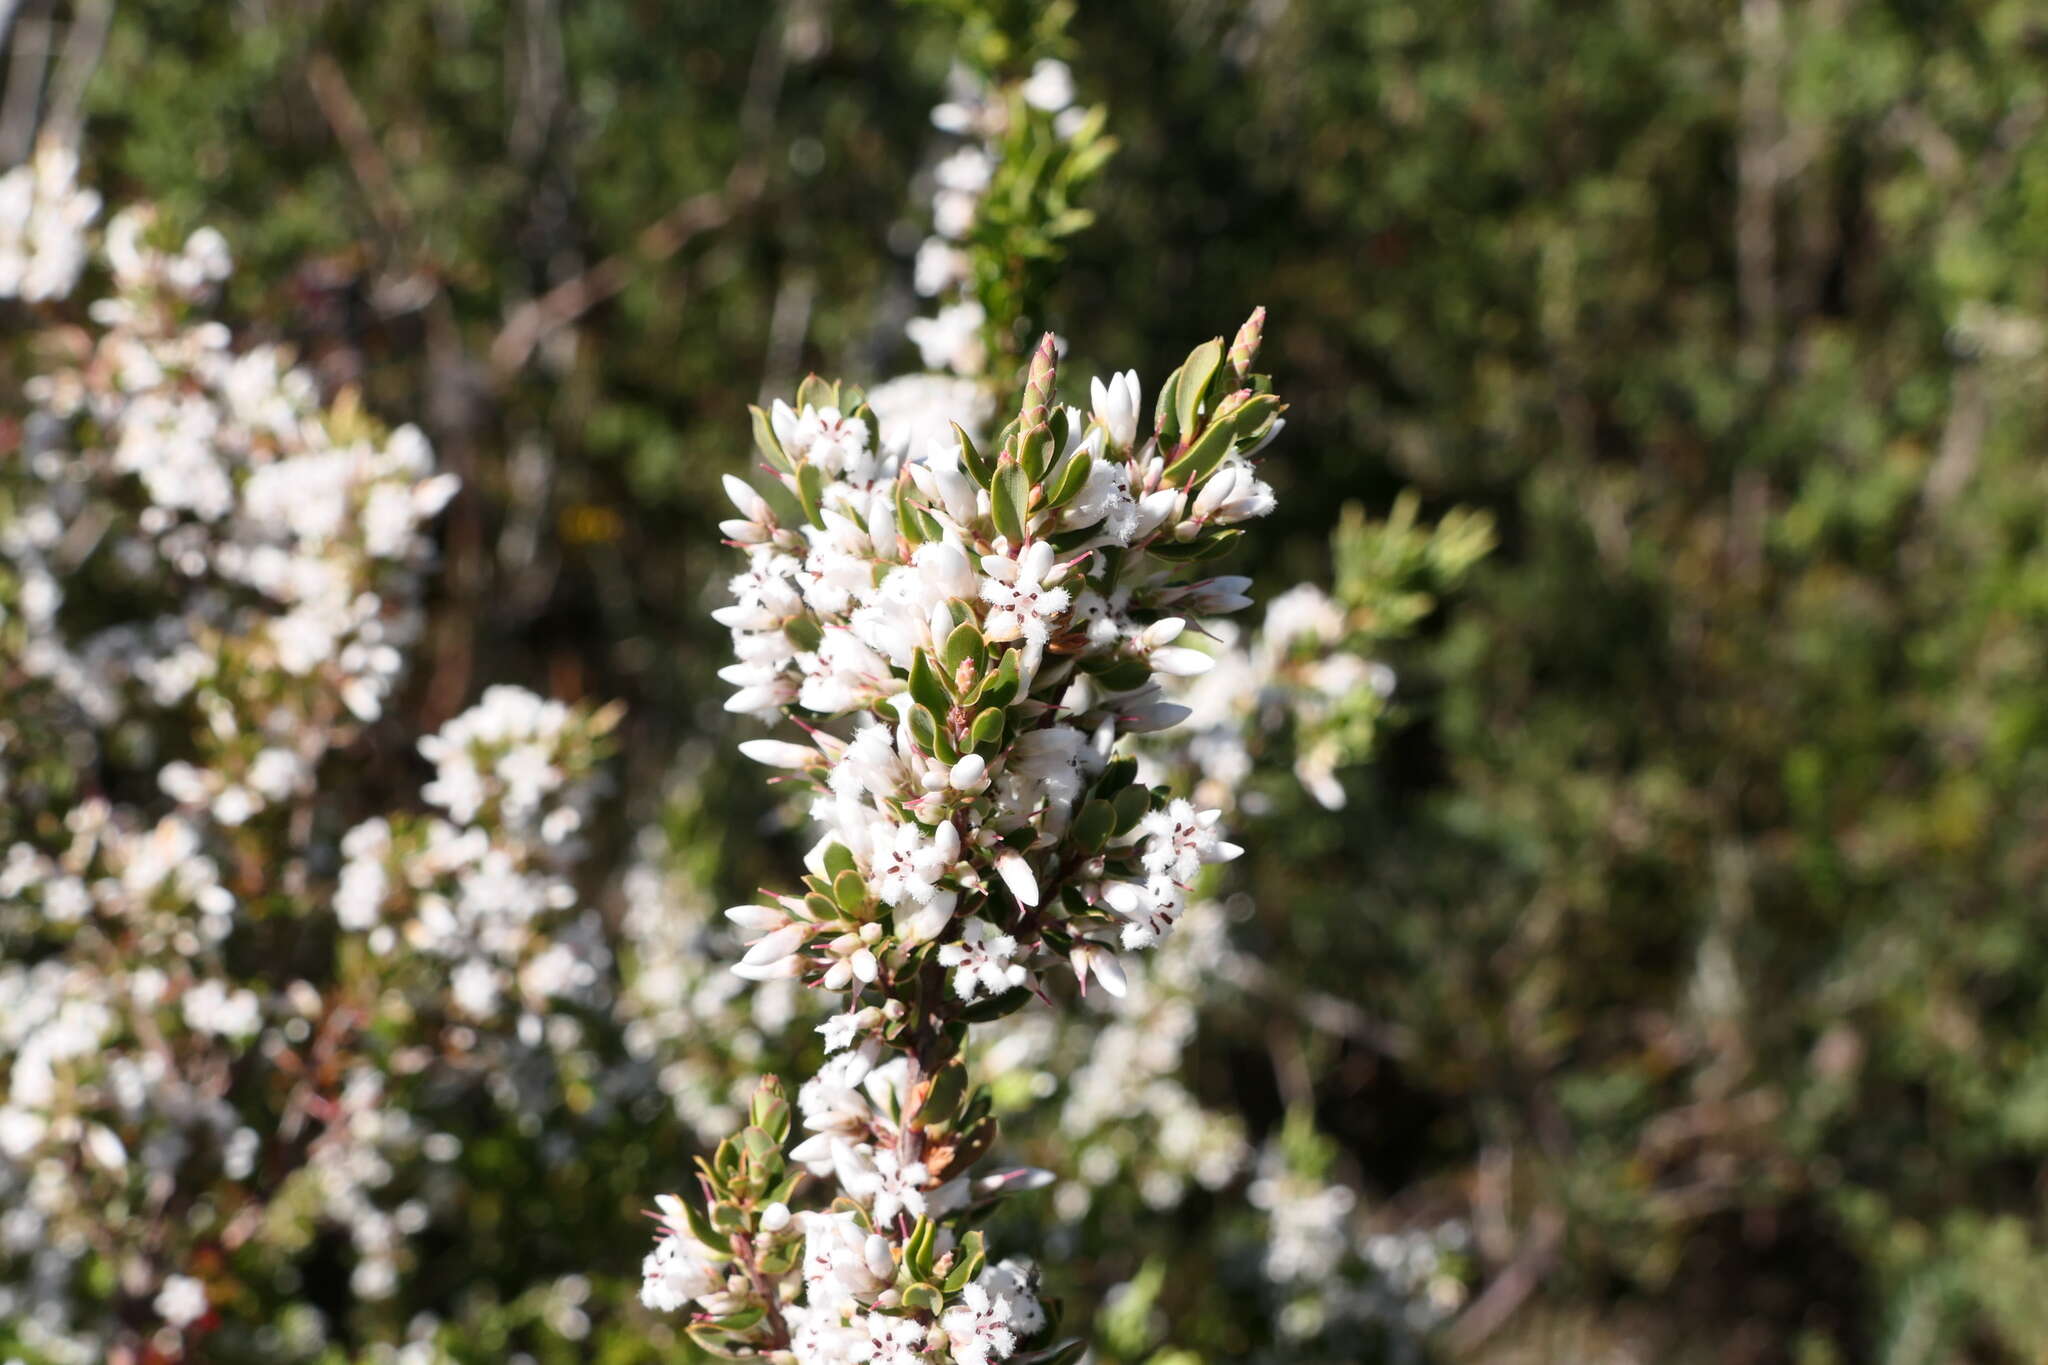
[24,0,2048,1359]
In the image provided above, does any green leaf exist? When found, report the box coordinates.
[896,480,928,546]
[795,374,836,412]
[943,1229,987,1292]
[909,648,952,715]
[1153,363,1185,446]
[955,422,995,488]
[784,615,823,653]
[751,1085,791,1145]
[1148,528,1244,561]
[682,1196,729,1254]
[1090,657,1153,693]
[976,650,1021,710]
[1175,337,1224,447]
[992,458,1030,544]
[959,986,1034,1022]
[795,462,826,529]
[920,1060,968,1127]
[749,404,790,474]
[1072,798,1114,852]
[1111,785,1152,836]
[1044,447,1093,510]
[715,1305,766,1334]
[909,704,943,758]
[823,843,857,881]
[902,1283,945,1315]
[755,470,805,528]
[1228,391,1284,449]
[1095,756,1138,797]
[943,620,987,678]
[1019,422,1052,483]
[969,704,1007,754]
[833,869,869,917]
[1162,411,1239,487]
[906,1216,938,1281]
[740,1125,780,1174]
[685,1323,752,1359]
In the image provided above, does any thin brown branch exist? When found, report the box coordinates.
[486,1,792,378]
[487,178,755,377]
[1446,1203,1566,1356]
[305,50,413,241]
[40,0,108,147]
[0,0,52,164]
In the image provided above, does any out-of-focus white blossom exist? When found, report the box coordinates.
[0,141,99,301]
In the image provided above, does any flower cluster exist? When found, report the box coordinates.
[1248,1138,1471,1350]
[640,314,1282,1360]
[334,685,618,1023]
[0,178,517,1360]
[4,206,456,837]
[0,140,100,302]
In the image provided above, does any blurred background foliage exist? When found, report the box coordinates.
[16,0,2048,1358]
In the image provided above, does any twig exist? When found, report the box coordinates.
[40,0,109,148]
[487,180,754,376]
[304,50,413,241]
[0,0,24,58]
[486,1,792,377]
[0,0,51,165]
[1445,1203,1566,1356]
[1223,950,1416,1058]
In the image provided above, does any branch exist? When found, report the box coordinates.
[1445,1203,1566,1356]
[486,176,757,377]
[304,51,413,242]
[486,0,790,378]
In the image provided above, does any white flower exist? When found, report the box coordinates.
[1060,454,1138,543]
[1089,370,1141,451]
[641,1198,728,1313]
[907,301,988,377]
[914,236,970,296]
[934,146,995,194]
[182,979,261,1039]
[773,401,877,483]
[870,819,957,907]
[1139,799,1240,882]
[818,1007,880,1053]
[0,141,100,302]
[864,1311,931,1365]
[1022,59,1076,113]
[154,1274,209,1328]
[980,541,1072,648]
[836,1142,933,1223]
[802,1210,896,1307]
[939,920,1029,1001]
[867,373,993,459]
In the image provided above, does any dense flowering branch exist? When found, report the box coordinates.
[639,315,1283,1361]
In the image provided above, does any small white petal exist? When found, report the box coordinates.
[996,852,1040,907]
[740,923,808,966]
[1149,647,1215,677]
[738,739,817,769]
